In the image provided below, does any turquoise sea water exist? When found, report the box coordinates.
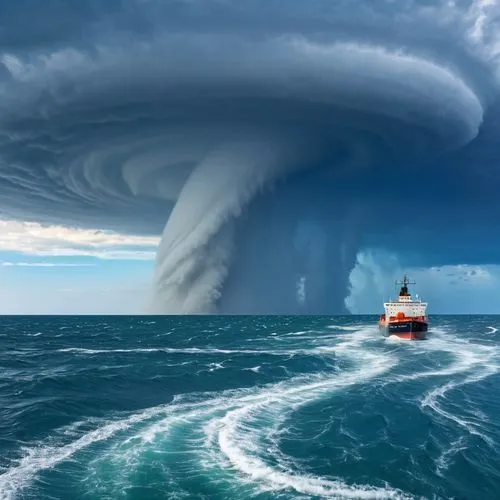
[0,315,499,499]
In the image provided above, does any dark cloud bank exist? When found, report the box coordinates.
[0,0,499,313]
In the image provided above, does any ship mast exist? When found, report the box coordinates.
[395,274,415,297]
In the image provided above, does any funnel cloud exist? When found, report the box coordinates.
[0,0,499,313]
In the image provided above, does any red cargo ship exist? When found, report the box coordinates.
[379,275,428,340]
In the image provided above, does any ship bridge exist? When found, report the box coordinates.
[383,275,427,319]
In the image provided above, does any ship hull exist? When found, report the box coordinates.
[379,320,427,340]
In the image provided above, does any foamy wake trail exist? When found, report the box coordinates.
[386,328,499,383]
[5,326,496,499]
[199,328,410,499]
[418,331,500,447]
[0,404,174,500]
[58,347,295,356]
[211,359,406,499]
[382,327,500,469]
[0,327,408,500]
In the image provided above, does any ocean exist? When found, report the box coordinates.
[0,315,498,500]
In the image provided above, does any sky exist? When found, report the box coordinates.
[1,0,500,314]
[0,220,158,314]
[1,219,499,314]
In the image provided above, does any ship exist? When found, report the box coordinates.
[378,275,428,340]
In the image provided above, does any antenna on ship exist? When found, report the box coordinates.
[395,274,415,297]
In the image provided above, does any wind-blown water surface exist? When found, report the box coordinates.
[0,316,498,499]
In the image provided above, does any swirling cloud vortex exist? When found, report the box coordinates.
[0,0,499,313]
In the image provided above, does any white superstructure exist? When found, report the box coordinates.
[384,276,427,319]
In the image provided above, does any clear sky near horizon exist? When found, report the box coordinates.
[1,0,500,315]
[0,220,157,314]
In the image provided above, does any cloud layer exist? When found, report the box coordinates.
[346,248,499,314]
[0,0,499,313]
[0,220,159,260]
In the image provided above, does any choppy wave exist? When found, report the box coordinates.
[0,316,499,499]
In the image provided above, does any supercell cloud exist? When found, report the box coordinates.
[0,0,499,313]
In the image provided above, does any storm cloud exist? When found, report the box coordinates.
[0,0,499,313]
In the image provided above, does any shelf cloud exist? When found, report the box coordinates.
[0,0,499,313]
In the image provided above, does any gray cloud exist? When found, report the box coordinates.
[0,0,499,313]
